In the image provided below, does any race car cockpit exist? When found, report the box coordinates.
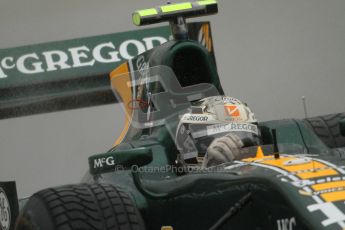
[106,65,311,174]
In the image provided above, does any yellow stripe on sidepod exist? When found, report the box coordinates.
[242,154,345,202]
[242,155,339,179]
[321,190,345,202]
[312,181,345,202]
[312,181,345,191]
[297,169,338,179]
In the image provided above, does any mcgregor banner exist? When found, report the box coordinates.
[0,22,215,119]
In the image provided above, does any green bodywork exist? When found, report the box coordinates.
[86,119,337,229]
[85,34,345,229]
[8,1,345,229]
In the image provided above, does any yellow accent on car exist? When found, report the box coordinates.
[109,63,132,146]
[137,8,158,16]
[299,190,312,196]
[255,146,265,158]
[132,9,158,26]
[321,190,345,202]
[243,155,339,179]
[312,180,345,203]
[198,0,217,5]
[132,13,141,26]
[297,169,338,179]
[161,2,193,13]
[312,181,345,191]
[243,155,345,202]
[161,226,173,230]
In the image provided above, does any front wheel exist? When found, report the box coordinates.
[15,183,145,230]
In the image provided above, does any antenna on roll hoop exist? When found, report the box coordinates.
[272,129,280,159]
[302,96,308,118]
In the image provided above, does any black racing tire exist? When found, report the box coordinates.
[15,183,145,230]
[304,113,345,148]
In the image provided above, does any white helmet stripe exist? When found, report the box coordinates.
[180,113,219,124]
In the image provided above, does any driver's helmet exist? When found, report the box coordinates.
[175,96,260,160]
